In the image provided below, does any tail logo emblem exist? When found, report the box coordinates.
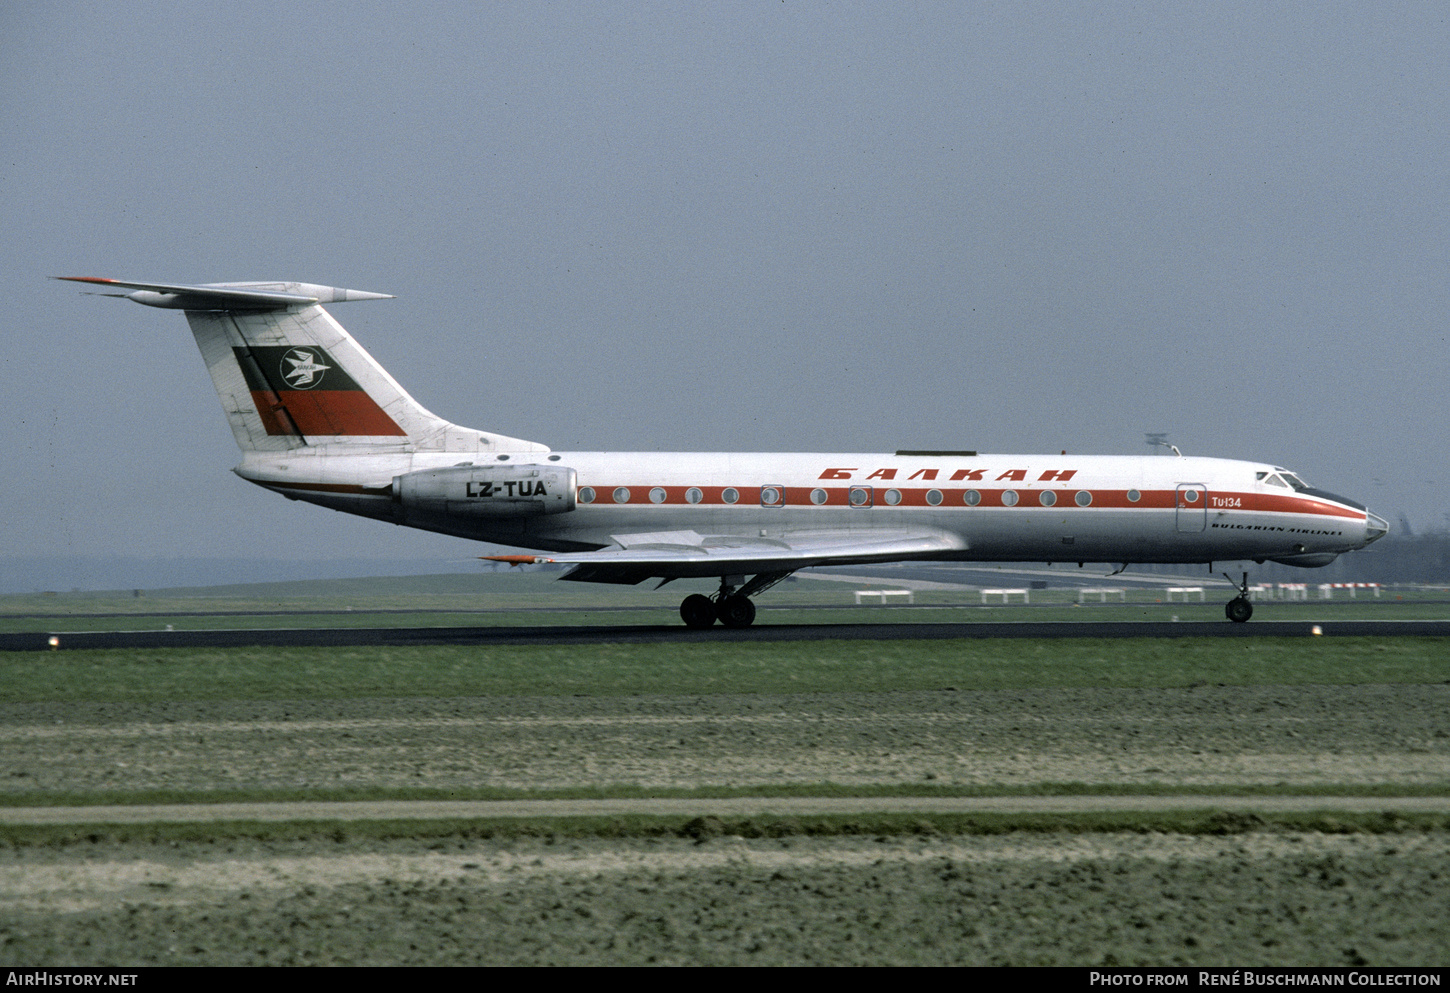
[280,348,332,389]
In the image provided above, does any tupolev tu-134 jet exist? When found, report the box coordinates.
[60,276,1388,627]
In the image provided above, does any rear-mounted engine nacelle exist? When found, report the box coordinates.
[392,464,576,516]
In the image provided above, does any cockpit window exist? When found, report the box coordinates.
[1280,472,1310,491]
[1263,473,1290,488]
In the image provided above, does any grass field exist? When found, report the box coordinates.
[3,575,1449,965]
[2,637,1447,703]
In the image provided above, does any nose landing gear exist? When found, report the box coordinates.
[1222,571,1254,623]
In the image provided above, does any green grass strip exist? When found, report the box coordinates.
[1,637,1446,702]
[3,810,1448,849]
[4,781,1450,809]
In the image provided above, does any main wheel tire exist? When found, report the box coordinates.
[680,594,717,629]
[716,594,757,628]
[1225,597,1253,623]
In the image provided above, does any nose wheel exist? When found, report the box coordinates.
[1222,571,1254,623]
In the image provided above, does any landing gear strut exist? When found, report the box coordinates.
[1222,571,1254,623]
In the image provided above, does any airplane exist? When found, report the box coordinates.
[59,276,1389,627]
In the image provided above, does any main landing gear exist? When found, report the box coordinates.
[679,572,791,629]
[680,590,756,629]
[680,594,717,629]
[1223,571,1254,623]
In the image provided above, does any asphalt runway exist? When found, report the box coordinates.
[4,618,1449,651]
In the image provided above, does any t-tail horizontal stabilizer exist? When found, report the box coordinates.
[60,274,547,455]
[55,277,393,311]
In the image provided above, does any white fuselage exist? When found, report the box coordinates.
[236,449,1377,570]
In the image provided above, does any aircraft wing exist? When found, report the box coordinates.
[484,528,967,584]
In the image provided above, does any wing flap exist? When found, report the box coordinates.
[484,528,967,584]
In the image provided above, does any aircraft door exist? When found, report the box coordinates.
[1176,484,1207,532]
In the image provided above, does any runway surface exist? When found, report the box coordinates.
[4,618,1449,650]
[5,794,1450,826]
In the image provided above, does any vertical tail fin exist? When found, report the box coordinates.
[58,278,546,455]
[186,302,437,451]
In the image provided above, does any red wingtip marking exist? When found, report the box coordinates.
[56,276,119,285]
[480,555,550,565]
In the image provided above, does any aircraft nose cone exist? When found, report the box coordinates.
[1365,511,1389,544]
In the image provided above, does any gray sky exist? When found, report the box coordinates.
[2,1,1446,568]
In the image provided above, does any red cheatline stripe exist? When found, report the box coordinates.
[250,390,405,436]
[575,486,1363,519]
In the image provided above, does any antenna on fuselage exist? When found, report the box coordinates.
[1145,433,1182,457]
